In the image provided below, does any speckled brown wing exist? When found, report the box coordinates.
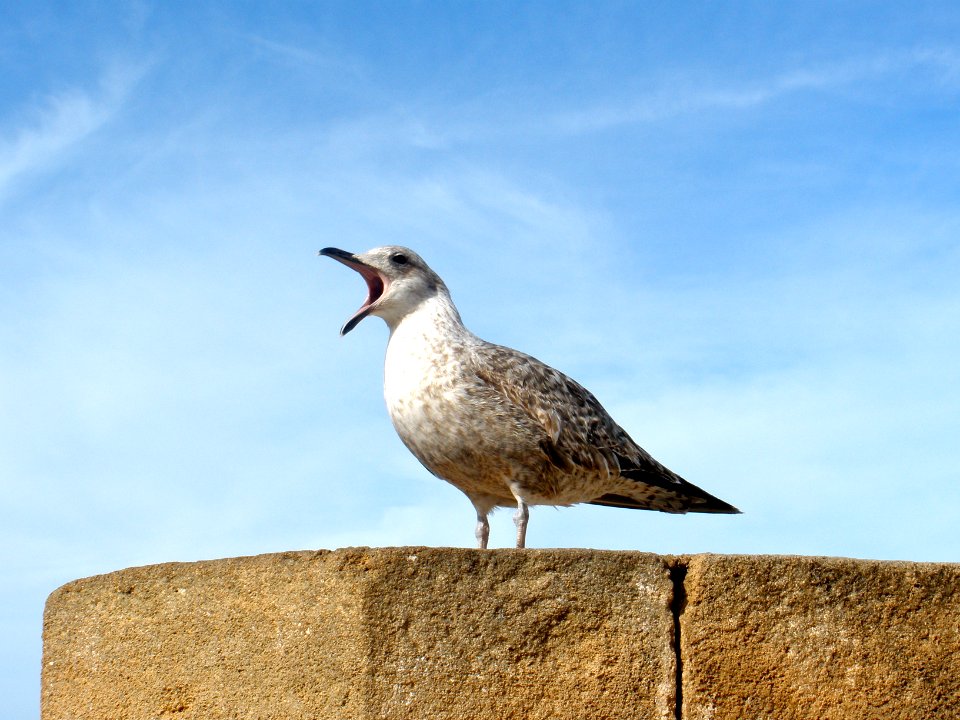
[472,342,741,514]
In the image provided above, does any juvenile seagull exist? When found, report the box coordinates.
[320,246,740,548]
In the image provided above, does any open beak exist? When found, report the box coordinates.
[319,247,388,335]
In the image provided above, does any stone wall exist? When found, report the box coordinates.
[41,549,959,719]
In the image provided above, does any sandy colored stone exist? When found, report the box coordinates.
[42,550,366,720]
[42,548,676,720]
[680,554,960,720]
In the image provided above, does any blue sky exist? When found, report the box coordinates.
[3,2,960,715]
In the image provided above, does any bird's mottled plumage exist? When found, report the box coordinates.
[320,245,739,548]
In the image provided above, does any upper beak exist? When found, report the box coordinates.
[319,247,387,335]
[319,247,358,264]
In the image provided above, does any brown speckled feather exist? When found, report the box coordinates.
[472,343,738,514]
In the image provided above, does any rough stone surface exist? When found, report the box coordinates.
[42,548,676,720]
[43,549,960,720]
[42,550,366,720]
[680,554,960,720]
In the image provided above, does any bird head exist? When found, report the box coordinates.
[319,246,446,335]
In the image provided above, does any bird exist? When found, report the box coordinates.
[319,245,740,548]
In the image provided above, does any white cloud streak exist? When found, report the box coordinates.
[240,33,366,78]
[548,47,960,134]
[0,65,143,203]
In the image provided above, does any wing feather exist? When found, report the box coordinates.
[473,344,651,478]
[470,342,740,514]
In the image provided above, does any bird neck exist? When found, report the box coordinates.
[386,291,470,348]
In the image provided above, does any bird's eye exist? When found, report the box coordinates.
[391,253,408,265]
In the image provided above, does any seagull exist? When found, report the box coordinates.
[320,246,740,548]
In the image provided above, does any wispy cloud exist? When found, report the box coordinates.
[549,47,960,134]
[238,32,371,89]
[0,65,143,203]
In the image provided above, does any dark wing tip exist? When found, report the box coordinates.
[689,496,742,514]
[588,492,742,514]
[613,452,741,514]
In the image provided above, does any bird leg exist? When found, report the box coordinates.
[513,499,529,549]
[475,512,490,549]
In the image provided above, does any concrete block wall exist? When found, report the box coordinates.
[41,549,959,719]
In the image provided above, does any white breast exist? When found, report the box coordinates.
[383,296,468,429]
